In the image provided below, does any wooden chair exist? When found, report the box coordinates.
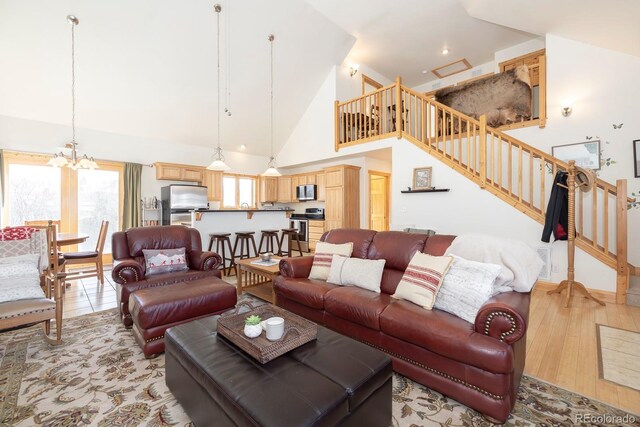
[25,220,62,230]
[0,222,65,344]
[63,220,109,284]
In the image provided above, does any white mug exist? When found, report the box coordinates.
[265,317,285,341]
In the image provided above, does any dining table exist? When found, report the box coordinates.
[57,232,89,247]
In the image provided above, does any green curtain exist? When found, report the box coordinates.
[0,149,4,208]
[122,162,143,230]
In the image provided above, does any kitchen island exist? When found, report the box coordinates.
[188,209,295,252]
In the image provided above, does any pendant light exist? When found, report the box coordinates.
[48,15,98,170]
[206,4,230,171]
[262,34,281,177]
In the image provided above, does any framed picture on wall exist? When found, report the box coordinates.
[551,140,601,170]
[413,167,433,190]
[634,139,640,178]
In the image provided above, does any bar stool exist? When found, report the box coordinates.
[258,230,281,255]
[278,228,303,257]
[208,233,235,276]
[234,231,258,261]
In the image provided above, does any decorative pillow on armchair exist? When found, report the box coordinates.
[392,252,453,309]
[433,255,503,323]
[142,248,189,276]
[308,242,353,280]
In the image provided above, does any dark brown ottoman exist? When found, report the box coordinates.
[165,315,392,427]
[129,277,236,358]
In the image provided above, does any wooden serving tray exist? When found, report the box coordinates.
[217,304,318,364]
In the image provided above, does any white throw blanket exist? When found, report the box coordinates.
[445,233,543,293]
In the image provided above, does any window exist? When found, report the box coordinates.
[221,174,257,209]
[2,151,123,261]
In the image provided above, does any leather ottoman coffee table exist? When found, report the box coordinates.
[129,277,237,358]
[165,316,392,427]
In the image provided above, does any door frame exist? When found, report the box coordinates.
[367,170,390,231]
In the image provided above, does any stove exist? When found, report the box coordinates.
[291,207,325,220]
[289,208,324,253]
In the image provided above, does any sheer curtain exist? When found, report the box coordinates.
[122,162,142,230]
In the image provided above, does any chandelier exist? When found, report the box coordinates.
[206,4,230,171]
[262,34,281,177]
[48,15,98,170]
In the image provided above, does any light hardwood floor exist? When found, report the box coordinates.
[63,273,640,413]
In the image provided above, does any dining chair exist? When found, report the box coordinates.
[62,220,109,284]
[0,222,65,344]
[25,220,62,230]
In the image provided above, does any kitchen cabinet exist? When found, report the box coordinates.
[308,220,325,251]
[316,173,326,201]
[306,174,316,185]
[297,175,307,185]
[155,162,204,182]
[291,176,300,200]
[323,165,360,231]
[277,176,293,203]
[260,176,279,203]
[203,170,223,201]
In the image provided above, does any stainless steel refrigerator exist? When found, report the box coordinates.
[161,185,208,225]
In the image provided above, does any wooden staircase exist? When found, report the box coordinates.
[334,77,637,304]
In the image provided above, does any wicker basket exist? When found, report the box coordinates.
[217,304,318,364]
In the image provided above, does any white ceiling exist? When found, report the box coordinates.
[304,0,536,86]
[0,0,354,157]
[461,0,640,58]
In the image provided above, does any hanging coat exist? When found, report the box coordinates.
[541,171,568,242]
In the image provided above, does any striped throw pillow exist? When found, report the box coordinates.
[392,252,453,309]
[308,242,353,280]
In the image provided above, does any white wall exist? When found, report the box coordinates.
[0,114,270,200]
[335,62,393,101]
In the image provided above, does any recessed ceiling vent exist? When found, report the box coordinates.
[431,58,472,79]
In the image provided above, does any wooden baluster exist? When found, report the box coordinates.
[472,122,476,173]
[466,120,471,171]
[579,189,583,237]
[421,98,427,144]
[334,101,340,150]
[592,184,598,247]
[395,77,402,139]
[529,150,534,207]
[479,115,487,188]
[457,116,462,164]
[616,179,629,304]
[540,158,546,213]
[604,188,609,254]
[498,136,503,189]
[518,145,523,202]
[508,141,513,196]
[490,132,495,184]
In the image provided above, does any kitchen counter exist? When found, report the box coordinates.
[196,209,294,213]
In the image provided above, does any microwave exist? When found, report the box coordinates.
[296,184,317,201]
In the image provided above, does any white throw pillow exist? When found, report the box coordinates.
[433,255,502,323]
[0,254,45,303]
[308,242,353,280]
[0,253,40,266]
[392,252,453,309]
[327,256,386,293]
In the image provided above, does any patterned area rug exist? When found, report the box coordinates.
[0,307,638,426]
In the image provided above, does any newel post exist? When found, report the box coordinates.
[395,76,402,139]
[615,179,629,304]
[334,100,340,152]
[479,114,487,189]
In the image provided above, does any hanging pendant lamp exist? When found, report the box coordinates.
[207,4,230,171]
[48,15,98,170]
[262,34,281,177]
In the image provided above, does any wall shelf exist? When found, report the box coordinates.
[401,188,450,193]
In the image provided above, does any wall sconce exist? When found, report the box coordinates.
[561,105,573,117]
[349,64,359,77]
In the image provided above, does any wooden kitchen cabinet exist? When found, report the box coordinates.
[316,173,326,201]
[277,176,293,203]
[306,174,316,185]
[155,162,204,182]
[323,165,360,232]
[291,176,300,200]
[202,170,223,201]
[297,175,307,185]
[260,176,279,203]
[308,220,325,251]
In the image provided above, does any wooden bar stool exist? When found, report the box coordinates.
[233,231,258,261]
[208,233,235,276]
[278,228,303,257]
[258,230,281,255]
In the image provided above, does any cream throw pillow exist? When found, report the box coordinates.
[392,252,453,309]
[308,242,353,280]
[327,255,386,293]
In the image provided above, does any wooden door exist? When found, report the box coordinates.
[203,171,223,201]
[324,186,343,231]
[316,173,326,201]
[183,167,204,182]
[369,173,389,231]
[277,176,292,202]
[155,163,182,180]
[260,176,278,203]
[324,167,343,187]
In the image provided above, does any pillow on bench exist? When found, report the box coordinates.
[0,253,45,303]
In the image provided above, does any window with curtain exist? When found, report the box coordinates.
[222,174,257,209]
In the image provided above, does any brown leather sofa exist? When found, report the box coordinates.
[274,229,530,423]
[112,225,222,327]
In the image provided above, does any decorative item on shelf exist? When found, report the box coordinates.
[262,34,281,177]
[633,139,640,178]
[407,186,411,191]
[552,140,600,170]
[48,15,98,170]
[206,4,230,172]
[412,166,433,190]
[243,314,262,338]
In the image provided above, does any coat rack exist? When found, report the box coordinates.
[547,160,605,308]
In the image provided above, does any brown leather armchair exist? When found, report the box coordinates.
[111,225,222,327]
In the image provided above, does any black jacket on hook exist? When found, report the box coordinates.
[542,171,568,242]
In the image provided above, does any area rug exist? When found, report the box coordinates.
[596,323,640,392]
[0,308,638,427]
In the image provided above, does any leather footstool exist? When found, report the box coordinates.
[129,277,237,358]
[165,315,392,427]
